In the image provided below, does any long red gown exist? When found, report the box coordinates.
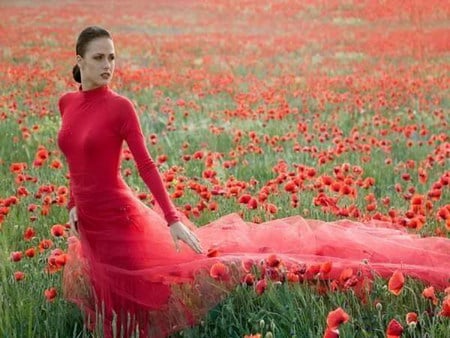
[58,85,450,337]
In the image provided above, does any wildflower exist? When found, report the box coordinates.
[405,312,418,325]
[27,204,38,212]
[320,261,332,275]
[440,296,450,317]
[284,181,297,193]
[388,270,405,296]
[238,194,252,204]
[38,239,53,252]
[386,319,403,338]
[243,273,255,286]
[25,247,36,258]
[326,307,350,330]
[14,271,25,281]
[255,279,267,295]
[266,254,281,268]
[36,148,49,161]
[338,268,353,285]
[265,203,278,214]
[10,162,27,174]
[422,286,438,305]
[241,259,255,273]
[323,327,339,338]
[50,224,65,237]
[50,159,63,169]
[10,251,22,262]
[401,173,411,181]
[157,154,168,164]
[44,287,57,302]
[209,262,230,281]
[247,197,258,209]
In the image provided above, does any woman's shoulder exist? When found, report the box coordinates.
[108,90,136,113]
[59,90,78,102]
[109,90,133,104]
[58,91,78,115]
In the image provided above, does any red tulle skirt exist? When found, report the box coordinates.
[63,189,450,337]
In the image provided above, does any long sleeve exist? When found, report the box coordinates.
[118,98,180,225]
[67,175,76,210]
[59,95,76,211]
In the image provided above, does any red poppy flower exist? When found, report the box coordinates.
[388,270,404,296]
[44,287,57,302]
[338,268,353,284]
[157,154,168,164]
[14,271,25,281]
[265,203,278,214]
[422,286,438,305]
[23,227,36,241]
[25,247,36,258]
[238,194,252,204]
[440,296,450,317]
[247,198,258,209]
[10,251,22,262]
[284,181,297,193]
[241,259,255,273]
[243,273,255,286]
[50,224,65,237]
[386,319,403,338]
[9,162,27,174]
[286,272,300,283]
[437,205,450,220]
[323,327,339,338]
[405,312,418,325]
[401,173,411,181]
[266,254,281,268]
[320,261,332,275]
[255,279,267,295]
[307,263,321,276]
[326,307,350,330]
[38,239,53,252]
[209,262,230,281]
[418,168,428,184]
[50,159,63,169]
[36,148,49,161]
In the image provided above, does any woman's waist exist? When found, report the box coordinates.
[71,178,135,203]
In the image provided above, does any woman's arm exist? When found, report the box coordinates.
[118,97,202,253]
[118,98,180,225]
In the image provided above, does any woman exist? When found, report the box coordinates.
[58,26,205,337]
[59,26,450,337]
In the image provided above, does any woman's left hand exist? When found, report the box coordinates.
[169,221,203,254]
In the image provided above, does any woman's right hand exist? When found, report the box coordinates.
[68,206,79,236]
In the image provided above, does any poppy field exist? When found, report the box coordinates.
[0,0,449,337]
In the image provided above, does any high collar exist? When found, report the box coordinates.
[78,85,109,98]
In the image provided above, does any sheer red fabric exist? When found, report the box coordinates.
[58,86,450,337]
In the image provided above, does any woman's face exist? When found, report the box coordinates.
[77,37,115,90]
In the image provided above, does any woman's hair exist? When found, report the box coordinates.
[72,26,112,83]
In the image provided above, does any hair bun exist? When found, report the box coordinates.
[72,64,81,83]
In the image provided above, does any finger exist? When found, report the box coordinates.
[172,237,180,252]
[186,237,203,254]
[190,234,202,250]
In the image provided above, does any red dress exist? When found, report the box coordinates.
[58,85,450,337]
